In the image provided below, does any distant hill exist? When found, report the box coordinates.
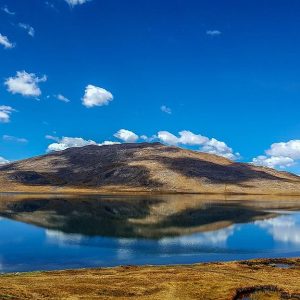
[0,142,300,195]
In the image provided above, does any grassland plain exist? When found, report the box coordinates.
[0,259,299,300]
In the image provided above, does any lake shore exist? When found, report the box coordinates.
[0,258,299,300]
[3,191,300,201]
[3,186,300,196]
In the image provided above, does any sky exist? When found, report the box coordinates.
[1,0,300,173]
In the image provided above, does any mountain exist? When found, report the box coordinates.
[0,142,300,195]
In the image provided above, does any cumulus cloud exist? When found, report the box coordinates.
[5,71,47,97]
[46,129,238,160]
[47,137,98,151]
[206,30,222,36]
[82,84,113,108]
[47,136,120,152]
[201,138,239,160]
[1,6,15,15]
[0,106,15,123]
[158,130,208,146]
[0,33,14,49]
[54,94,70,103]
[157,131,178,145]
[252,155,294,169]
[178,130,209,145]
[0,156,9,165]
[252,140,300,169]
[65,0,91,7]
[157,130,239,160]
[3,135,28,143]
[160,105,172,114]
[101,140,121,146]
[114,129,139,143]
[18,23,35,37]
[266,140,300,160]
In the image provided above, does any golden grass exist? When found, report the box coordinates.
[0,259,299,299]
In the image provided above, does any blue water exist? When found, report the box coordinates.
[0,194,300,272]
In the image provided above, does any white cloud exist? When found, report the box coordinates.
[114,129,139,143]
[157,131,179,145]
[160,105,172,114]
[18,23,35,37]
[45,135,60,142]
[252,155,294,169]
[206,30,222,36]
[47,136,120,152]
[0,106,15,123]
[252,140,300,169]
[3,135,28,143]
[46,129,238,160]
[178,130,209,145]
[0,33,14,49]
[157,130,239,160]
[82,84,113,108]
[2,6,15,15]
[101,140,121,146]
[0,156,9,165]
[202,138,239,160]
[47,137,98,151]
[266,140,300,160]
[65,0,91,7]
[157,130,209,146]
[55,94,70,103]
[5,71,47,97]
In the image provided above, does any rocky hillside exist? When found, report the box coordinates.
[0,142,300,194]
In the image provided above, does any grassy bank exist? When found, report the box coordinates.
[0,258,299,299]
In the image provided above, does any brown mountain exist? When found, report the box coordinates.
[0,142,300,194]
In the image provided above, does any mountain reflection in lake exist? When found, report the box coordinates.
[0,193,300,272]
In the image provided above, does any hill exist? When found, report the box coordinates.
[0,142,300,194]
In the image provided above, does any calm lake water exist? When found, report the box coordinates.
[0,193,300,273]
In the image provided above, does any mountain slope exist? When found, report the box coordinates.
[0,142,300,194]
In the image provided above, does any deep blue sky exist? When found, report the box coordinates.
[1,0,300,173]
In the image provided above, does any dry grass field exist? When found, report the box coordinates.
[0,258,299,300]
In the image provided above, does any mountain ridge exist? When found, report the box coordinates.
[0,142,300,195]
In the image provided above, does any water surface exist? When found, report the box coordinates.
[0,193,300,273]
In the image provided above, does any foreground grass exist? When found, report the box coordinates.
[0,259,299,300]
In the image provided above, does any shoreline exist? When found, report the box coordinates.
[0,258,299,299]
[3,190,300,197]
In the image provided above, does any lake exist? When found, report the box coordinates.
[0,193,300,273]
